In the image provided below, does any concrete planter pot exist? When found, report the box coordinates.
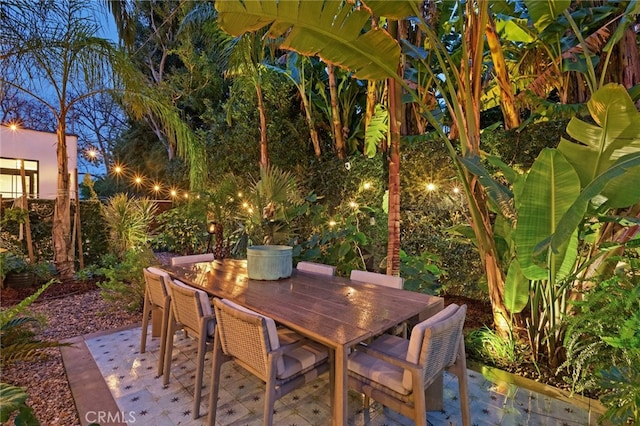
[247,245,293,280]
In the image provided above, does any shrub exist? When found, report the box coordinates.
[97,249,157,312]
[101,194,157,257]
[0,199,108,269]
[151,201,209,255]
[399,250,443,295]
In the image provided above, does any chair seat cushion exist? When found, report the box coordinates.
[278,340,329,381]
[348,345,409,396]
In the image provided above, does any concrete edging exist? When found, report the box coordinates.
[61,323,141,426]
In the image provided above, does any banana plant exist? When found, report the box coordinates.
[462,83,640,366]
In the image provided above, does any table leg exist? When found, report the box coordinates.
[334,345,347,426]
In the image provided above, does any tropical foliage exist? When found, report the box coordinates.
[101,194,157,257]
[152,202,210,255]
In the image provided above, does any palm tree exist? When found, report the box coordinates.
[1,0,196,279]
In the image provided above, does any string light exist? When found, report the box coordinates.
[113,164,124,175]
[426,182,436,192]
[85,148,99,160]
[328,220,337,227]
[349,201,358,209]
[362,182,371,190]
[452,186,460,194]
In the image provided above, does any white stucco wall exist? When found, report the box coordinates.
[0,125,78,199]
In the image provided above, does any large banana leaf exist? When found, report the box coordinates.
[524,0,571,33]
[535,152,640,257]
[515,148,581,281]
[215,0,405,81]
[558,83,640,207]
[504,259,529,313]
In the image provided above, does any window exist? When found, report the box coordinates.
[0,158,39,198]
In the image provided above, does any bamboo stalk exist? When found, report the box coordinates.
[75,168,84,269]
[19,160,35,263]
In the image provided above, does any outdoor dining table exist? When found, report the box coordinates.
[162,258,444,426]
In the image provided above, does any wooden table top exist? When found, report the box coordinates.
[163,259,443,349]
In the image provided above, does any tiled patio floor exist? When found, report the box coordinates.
[65,324,604,425]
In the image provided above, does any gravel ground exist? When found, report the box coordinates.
[1,289,143,425]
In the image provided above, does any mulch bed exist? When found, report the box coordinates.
[1,279,100,307]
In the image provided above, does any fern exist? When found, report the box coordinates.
[0,279,71,368]
[0,281,52,329]
[561,263,640,423]
[364,104,388,159]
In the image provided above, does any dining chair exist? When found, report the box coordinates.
[170,253,214,266]
[140,267,172,377]
[208,298,331,426]
[350,269,404,289]
[350,269,407,337]
[164,279,216,419]
[348,303,470,426]
[296,261,336,276]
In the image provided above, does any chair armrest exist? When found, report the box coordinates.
[271,337,316,356]
[199,314,217,337]
[353,343,420,372]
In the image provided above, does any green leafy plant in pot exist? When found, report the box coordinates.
[0,252,34,288]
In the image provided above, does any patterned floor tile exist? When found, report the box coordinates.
[85,326,600,425]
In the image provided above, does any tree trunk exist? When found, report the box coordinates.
[386,20,403,276]
[53,122,74,280]
[256,82,269,169]
[462,1,511,337]
[386,78,402,276]
[327,64,345,159]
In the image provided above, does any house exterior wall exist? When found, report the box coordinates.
[0,125,78,199]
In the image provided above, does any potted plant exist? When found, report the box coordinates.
[241,167,302,280]
[0,252,35,289]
